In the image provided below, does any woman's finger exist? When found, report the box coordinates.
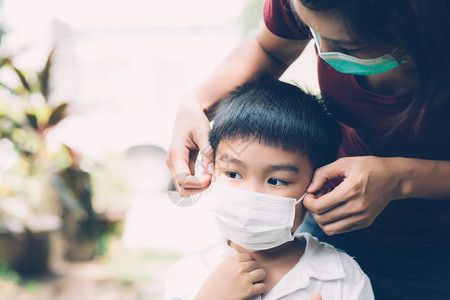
[167,145,212,196]
[312,203,357,225]
[307,158,347,193]
[316,213,368,235]
[194,129,215,175]
[303,190,345,215]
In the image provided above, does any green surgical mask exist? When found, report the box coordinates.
[310,28,410,75]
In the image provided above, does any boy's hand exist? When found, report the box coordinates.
[309,292,322,300]
[195,253,266,300]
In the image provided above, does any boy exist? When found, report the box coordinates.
[165,76,374,300]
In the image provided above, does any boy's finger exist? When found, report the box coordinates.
[248,268,266,283]
[249,282,266,297]
[309,292,322,300]
[237,252,253,262]
[242,260,261,272]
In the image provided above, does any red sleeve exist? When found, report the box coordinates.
[263,0,310,40]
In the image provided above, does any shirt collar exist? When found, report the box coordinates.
[295,232,346,284]
[202,232,346,297]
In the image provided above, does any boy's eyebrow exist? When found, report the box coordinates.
[269,164,300,173]
[217,153,244,166]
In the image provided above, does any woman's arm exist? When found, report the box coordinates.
[395,157,450,200]
[303,156,450,235]
[166,25,309,196]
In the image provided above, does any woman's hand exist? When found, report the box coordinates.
[166,93,214,197]
[303,156,403,235]
[195,253,266,300]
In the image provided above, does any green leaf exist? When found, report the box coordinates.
[0,114,22,130]
[0,57,11,69]
[26,113,39,130]
[8,63,31,93]
[38,49,54,101]
[0,82,16,93]
[48,103,68,127]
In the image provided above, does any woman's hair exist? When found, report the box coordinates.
[300,0,450,131]
[209,75,342,170]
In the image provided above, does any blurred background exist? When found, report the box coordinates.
[0,0,318,298]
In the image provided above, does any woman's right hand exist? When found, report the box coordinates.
[166,92,214,197]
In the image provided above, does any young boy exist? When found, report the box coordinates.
[165,76,374,300]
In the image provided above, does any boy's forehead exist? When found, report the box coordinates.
[215,139,311,173]
[216,138,303,157]
[216,138,255,158]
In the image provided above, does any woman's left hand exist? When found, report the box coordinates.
[303,156,402,235]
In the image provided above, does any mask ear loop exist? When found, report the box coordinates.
[390,46,411,64]
[295,192,308,205]
[310,28,322,53]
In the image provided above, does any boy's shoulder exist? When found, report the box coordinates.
[167,236,234,280]
[295,232,374,299]
[295,232,368,280]
[165,237,235,300]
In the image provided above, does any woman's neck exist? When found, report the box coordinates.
[356,62,418,95]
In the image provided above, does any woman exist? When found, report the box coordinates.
[166,0,450,298]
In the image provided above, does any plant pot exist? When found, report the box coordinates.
[0,231,51,274]
[62,210,126,261]
[0,215,61,274]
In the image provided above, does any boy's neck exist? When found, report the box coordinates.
[229,238,306,297]
[228,237,306,265]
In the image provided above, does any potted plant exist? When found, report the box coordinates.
[0,49,132,270]
[0,50,104,271]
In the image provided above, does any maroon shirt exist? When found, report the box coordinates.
[264,0,450,248]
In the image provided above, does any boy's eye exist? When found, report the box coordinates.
[267,178,290,186]
[225,171,242,179]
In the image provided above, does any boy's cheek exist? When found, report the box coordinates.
[212,164,225,184]
[292,206,308,233]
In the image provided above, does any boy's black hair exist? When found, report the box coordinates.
[209,75,342,170]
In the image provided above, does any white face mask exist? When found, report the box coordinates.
[209,183,307,252]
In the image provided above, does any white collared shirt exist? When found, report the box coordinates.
[164,232,374,300]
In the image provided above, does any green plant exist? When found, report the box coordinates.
[0,261,20,284]
[0,50,102,259]
[0,51,76,232]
